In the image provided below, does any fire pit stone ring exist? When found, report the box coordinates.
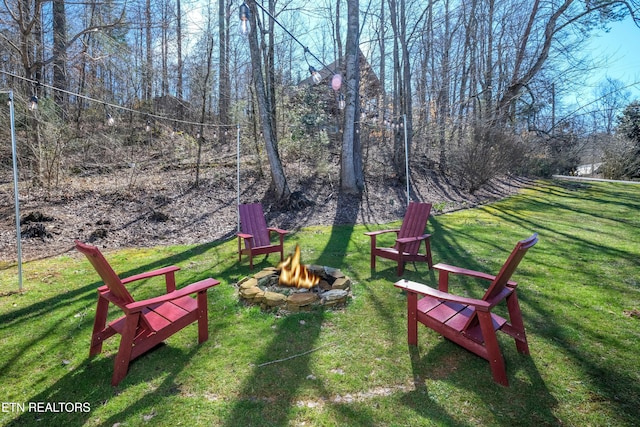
[236,264,352,313]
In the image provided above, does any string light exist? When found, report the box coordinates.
[239,3,251,36]
[29,95,38,111]
[309,66,322,85]
[239,2,344,99]
[0,70,232,132]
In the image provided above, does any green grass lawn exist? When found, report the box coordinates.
[0,179,638,426]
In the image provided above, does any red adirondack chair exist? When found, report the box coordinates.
[365,202,433,275]
[237,203,288,269]
[75,240,220,386]
[394,233,537,386]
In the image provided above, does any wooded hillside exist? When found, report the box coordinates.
[0,0,638,203]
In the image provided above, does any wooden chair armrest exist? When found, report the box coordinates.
[121,266,181,285]
[433,263,517,287]
[394,279,491,311]
[125,278,220,313]
[397,234,431,244]
[237,232,253,240]
[364,228,400,237]
[267,227,289,236]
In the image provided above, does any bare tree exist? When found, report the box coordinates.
[176,0,184,116]
[52,0,67,113]
[246,0,291,202]
[219,0,231,130]
[340,0,364,193]
[593,77,631,134]
[144,0,153,101]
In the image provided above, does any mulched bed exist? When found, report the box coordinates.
[0,163,529,262]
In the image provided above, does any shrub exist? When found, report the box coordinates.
[448,125,528,192]
[600,136,640,180]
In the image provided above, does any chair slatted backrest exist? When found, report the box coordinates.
[239,203,271,248]
[396,202,432,255]
[482,233,538,303]
[75,240,135,305]
[461,233,538,333]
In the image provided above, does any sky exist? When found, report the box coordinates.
[581,16,640,101]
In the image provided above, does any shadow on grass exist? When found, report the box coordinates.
[221,191,366,426]
[0,240,229,375]
[4,345,201,426]
[478,182,640,423]
[392,215,560,425]
[403,343,560,426]
[396,181,640,425]
[0,239,236,426]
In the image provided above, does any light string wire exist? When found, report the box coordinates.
[0,69,233,129]
[246,2,413,123]
[247,1,405,126]
[248,1,339,79]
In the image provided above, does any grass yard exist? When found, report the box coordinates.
[0,179,638,426]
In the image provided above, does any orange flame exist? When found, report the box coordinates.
[278,244,320,289]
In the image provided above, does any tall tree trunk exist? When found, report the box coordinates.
[340,0,363,193]
[247,0,290,201]
[145,0,153,101]
[437,0,452,172]
[196,33,214,187]
[266,0,277,139]
[161,0,169,97]
[399,0,413,185]
[335,0,343,65]
[378,0,386,125]
[219,0,230,129]
[52,0,67,116]
[388,0,407,180]
[482,0,495,122]
[176,0,184,117]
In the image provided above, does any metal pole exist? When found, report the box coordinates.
[7,91,23,291]
[403,114,409,204]
[236,123,241,232]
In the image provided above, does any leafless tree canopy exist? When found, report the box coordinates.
[1,0,638,196]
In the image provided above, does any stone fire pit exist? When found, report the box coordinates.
[237,265,352,313]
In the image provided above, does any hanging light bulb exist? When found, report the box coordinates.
[106,113,115,126]
[309,66,322,84]
[239,3,251,35]
[145,119,151,132]
[29,95,38,111]
[338,93,346,110]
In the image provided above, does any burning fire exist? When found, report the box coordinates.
[278,244,320,289]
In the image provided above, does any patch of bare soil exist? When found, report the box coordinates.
[0,158,529,262]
